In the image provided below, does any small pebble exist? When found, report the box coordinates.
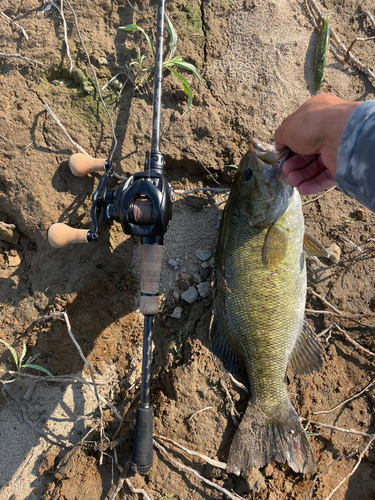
[327,243,341,264]
[180,272,192,281]
[193,273,202,283]
[181,286,198,304]
[167,258,179,270]
[201,260,210,269]
[170,306,182,319]
[97,56,109,66]
[0,221,19,245]
[197,281,211,298]
[173,291,180,302]
[195,249,211,261]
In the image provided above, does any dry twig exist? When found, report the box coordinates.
[305,449,358,500]
[185,406,213,422]
[334,322,375,358]
[307,288,342,314]
[1,11,28,39]
[124,479,152,500]
[155,434,227,469]
[39,311,110,463]
[220,377,240,425]
[0,52,44,65]
[153,440,246,500]
[62,0,118,160]
[307,0,375,81]
[313,379,375,415]
[60,0,73,72]
[302,187,336,206]
[323,436,375,500]
[44,104,91,155]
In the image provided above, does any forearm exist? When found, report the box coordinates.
[335,100,375,212]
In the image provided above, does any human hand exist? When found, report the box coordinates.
[274,94,361,195]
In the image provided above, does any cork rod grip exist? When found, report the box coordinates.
[69,153,106,177]
[139,244,164,315]
[48,223,89,248]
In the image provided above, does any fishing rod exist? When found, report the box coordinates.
[48,0,173,473]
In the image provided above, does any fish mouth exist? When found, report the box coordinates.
[250,140,292,169]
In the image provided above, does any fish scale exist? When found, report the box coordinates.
[212,142,323,475]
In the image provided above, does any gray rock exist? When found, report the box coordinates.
[193,273,202,283]
[195,249,211,261]
[170,306,182,319]
[167,258,179,270]
[181,286,198,304]
[197,281,211,298]
[173,291,180,302]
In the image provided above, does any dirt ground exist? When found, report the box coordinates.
[1,0,375,499]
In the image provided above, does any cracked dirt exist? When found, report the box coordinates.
[1,0,375,499]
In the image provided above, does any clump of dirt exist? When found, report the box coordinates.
[1,0,375,499]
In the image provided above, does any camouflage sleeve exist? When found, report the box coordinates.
[335,100,375,212]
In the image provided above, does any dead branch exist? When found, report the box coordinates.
[323,436,375,500]
[153,440,246,500]
[62,0,117,160]
[311,420,374,439]
[220,377,240,425]
[124,479,152,500]
[305,308,375,320]
[313,379,375,415]
[0,52,44,65]
[1,11,28,39]
[60,0,73,72]
[345,35,375,62]
[38,311,110,463]
[334,322,375,358]
[302,187,336,206]
[307,288,342,314]
[44,104,91,155]
[306,0,375,81]
[185,406,213,422]
[108,458,132,500]
[316,322,334,339]
[305,449,358,500]
[155,434,227,469]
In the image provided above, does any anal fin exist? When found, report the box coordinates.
[288,318,324,375]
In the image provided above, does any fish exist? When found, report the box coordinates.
[212,141,324,476]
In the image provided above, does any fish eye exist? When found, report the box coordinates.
[243,168,253,181]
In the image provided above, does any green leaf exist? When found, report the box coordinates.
[165,13,178,59]
[24,353,40,366]
[0,339,19,369]
[118,24,155,58]
[165,58,204,85]
[25,364,55,378]
[167,67,192,115]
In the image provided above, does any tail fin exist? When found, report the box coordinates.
[226,401,315,476]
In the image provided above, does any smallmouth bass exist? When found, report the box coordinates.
[212,141,324,475]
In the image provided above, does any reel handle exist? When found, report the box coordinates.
[48,223,89,248]
[69,153,106,177]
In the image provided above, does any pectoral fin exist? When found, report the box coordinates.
[262,224,288,268]
[288,318,324,375]
[303,233,329,259]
